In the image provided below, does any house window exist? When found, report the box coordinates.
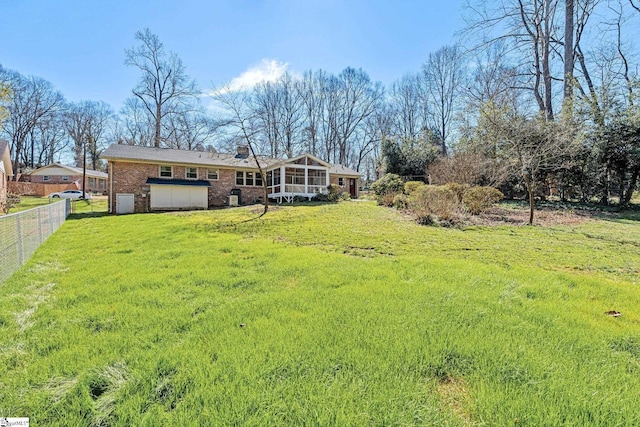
[88,177,96,188]
[43,175,50,182]
[235,171,262,187]
[159,165,172,178]
[338,177,345,186]
[186,167,198,179]
[98,179,106,189]
[62,175,69,182]
[207,169,219,180]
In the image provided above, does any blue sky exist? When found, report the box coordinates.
[1,0,465,110]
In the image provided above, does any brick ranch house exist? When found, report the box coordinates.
[100,144,361,214]
[0,140,13,212]
[23,163,108,194]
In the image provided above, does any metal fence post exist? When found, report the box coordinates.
[16,214,24,266]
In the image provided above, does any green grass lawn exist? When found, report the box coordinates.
[5,196,56,213]
[5,196,108,215]
[1,202,639,426]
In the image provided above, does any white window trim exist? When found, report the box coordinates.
[186,167,198,180]
[159,165,173,178]
[207,168,219,180]
[43,175,50,182]
[235,170,263,187]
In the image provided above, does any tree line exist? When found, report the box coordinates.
[1,1,639,213]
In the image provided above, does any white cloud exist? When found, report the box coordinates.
[208,59,289,96]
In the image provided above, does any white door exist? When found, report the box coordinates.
[150,185,207,210]
[116,193,135,214]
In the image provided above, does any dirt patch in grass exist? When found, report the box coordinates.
[436,376,474,426]
[465,206,598,226]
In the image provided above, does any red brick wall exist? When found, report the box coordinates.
[109,161,267,213]
[30,175,81,184]
[30,174,107,194]
[329,175,359,198]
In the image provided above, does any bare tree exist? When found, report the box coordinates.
[212,86,269,216]
[164,109,218,151]
[564,0,575,109]
[463,0,561,121]
[254,73,305,158]
[125,28,199,147]
[423,45,464,155]
[118,97,155,146]
[0,73,10,131]
[25,110,69,167]
[333,68,384,165]
[388,73,429,140]
[479,106,575,224]
[299,70,326,156]
[0,68,65,178]
[64,101,114,170]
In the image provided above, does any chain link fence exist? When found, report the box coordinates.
[0,199,70,283]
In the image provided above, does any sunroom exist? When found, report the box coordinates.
[266,155,331,203]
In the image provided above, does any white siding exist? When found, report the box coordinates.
[150,185,207,210]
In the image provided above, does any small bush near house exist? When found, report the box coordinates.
[463,186,504,214]
[314,184,349,202]
[393,193,408,209]
[403,181,425,195]
[409,185,460,224]
[371,174,404,203]
[2,193,21,214]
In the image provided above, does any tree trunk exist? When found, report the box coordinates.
[523,173,535,225]
[155,103,162,148]
[563,0,574,106]
[600,168,610,205]
[542,0,554,121]
[622,167,639,207]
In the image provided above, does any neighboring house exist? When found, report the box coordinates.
[25,163,108,194]
[100,144,361,214]
[0,139,13,212]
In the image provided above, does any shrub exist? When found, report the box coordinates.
[371,174,404,205]
[393,194,408,209]
[428,152,493,185]
[2,193,21,214]
[404,181,425,195]
[314,184,345,202]
[463,186,504,214]
[372,174,404,196]
[338,191,351,202]
[443,183,470,203]
[409,185,460,224]
[379,193,396,207]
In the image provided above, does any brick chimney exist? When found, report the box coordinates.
[235,144,250,159]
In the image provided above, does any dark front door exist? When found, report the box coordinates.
[349,178,356,198]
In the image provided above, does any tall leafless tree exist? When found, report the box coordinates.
[0,68,65,178]
[64,101,114,170]
[125,28,199,147]
[212,85,270,216]
[254,73,305,158]
[423,45,464,155]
